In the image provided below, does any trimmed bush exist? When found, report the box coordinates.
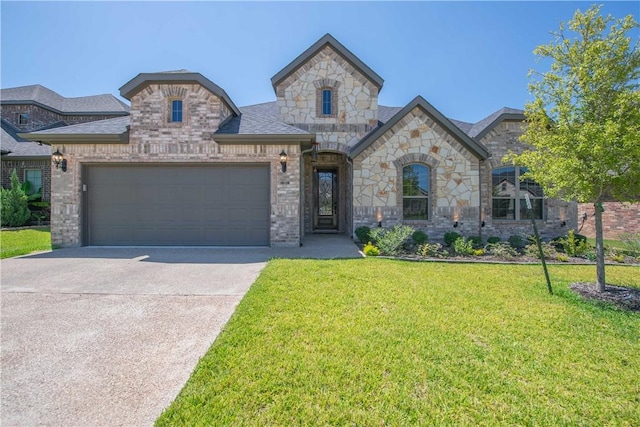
[469,235,483,247]
[363,242,380,256]
[453,237,475,256]
[508,234,527,250]
[487,236,501,244]
[485,242,519,259]
[412,230,428,245]
[355,226,371,243]
[369,225,414,256]
[444,231,461,247]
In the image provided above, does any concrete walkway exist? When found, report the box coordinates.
[0,235,362,426]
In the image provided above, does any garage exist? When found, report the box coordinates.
[85,164,270,246]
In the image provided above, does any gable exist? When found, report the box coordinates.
[271,34,383,97]
[351,96,490,160]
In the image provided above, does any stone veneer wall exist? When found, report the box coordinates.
[352,108,481,240]
[478,120,577,240]
[275,46,379,153]
[577,202,640,239]
[1,159,51,201]
[49,83,300,247]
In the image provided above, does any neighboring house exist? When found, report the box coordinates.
[20,34,576,247]
[1,84,130,201]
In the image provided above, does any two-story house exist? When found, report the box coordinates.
[1,84,130,202]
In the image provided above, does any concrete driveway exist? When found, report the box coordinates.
[1,236,362,426]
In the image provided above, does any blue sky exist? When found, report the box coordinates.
[1,1,638,123]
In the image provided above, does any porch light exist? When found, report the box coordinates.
[52,149,67,172]
[453,221,459,228]
[279,150,287,173]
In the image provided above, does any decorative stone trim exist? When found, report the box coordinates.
[290,123,375,133]
[314,79,341,119]
[393,153,439,222]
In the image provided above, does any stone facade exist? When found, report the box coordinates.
[275,46,379,153]
[578,202,640,239]
[353,108,481,240]
[478,120,577,240]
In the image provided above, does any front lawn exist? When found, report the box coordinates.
[0,227,51,259]
[157,259,640,426]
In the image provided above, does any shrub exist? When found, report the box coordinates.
[473,249,485,256]
[355,226,371,244]
[619,232,640,257]
[485,242,519,259]
[444,231,461,247]
[363,242,380,256]
[525,242,558,259]
[586,251,597,262]
[417,242,444,257]
[469,235,483,248]
[508,234,527,250]
[412,230,428,245]
[453,237,475,256]
[487,236,501,244]
[369,225,414,256]
[0,170,31,227]
[557,229,590,257]
[557,254,569,262]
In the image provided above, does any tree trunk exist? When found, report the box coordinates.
[594,203,606,292]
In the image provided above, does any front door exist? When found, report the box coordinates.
[314,169,338,230]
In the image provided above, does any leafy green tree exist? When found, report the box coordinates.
[1,169,32,227]
[507,5,640,291]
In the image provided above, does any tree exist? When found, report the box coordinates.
[1,169,32,227]
[507,5,640,292]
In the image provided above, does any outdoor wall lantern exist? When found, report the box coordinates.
[453,221,459,228]
[52,149,67,172]
[560,221,567,227]
[279,150,287,173]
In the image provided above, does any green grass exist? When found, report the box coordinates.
[586,237,627,250]
[0,227,51,258]
[157,260,640,426]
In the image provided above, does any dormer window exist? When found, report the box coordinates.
[18,113,29,125]
[322,89,333,115]
[170,99,183,122]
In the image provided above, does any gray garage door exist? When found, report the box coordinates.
[85,164,270,246]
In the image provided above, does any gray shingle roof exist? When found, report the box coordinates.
[216,111,311,135]
[1,84,130,113]
[1,120,51,157]
[25,116,130,136]
[469,107,525,139]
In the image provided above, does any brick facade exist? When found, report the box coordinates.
[478,121,577,240]
[2,104,120,132]
[50,83,301,247]
[1,159,51,201]
[577,202,640,238]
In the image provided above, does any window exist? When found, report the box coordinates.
[321,89,332,115]
[18,113,29,125]
[403,164,430,220]
[170,100,183,122]
[24,169,42,195]
[492,166,544,220]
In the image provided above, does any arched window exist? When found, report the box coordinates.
[321,89,332,115]
[492,166,544,220]
[403,164,430,220]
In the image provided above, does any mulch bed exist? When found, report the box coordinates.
[570,282,640,312]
